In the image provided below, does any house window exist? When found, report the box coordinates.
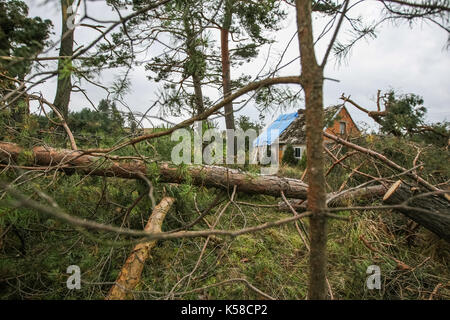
[294,147,302,159]
[340,121,347,135]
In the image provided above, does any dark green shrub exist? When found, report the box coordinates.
[282,144,298,166]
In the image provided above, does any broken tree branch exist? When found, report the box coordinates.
[106,197,175,300]
[323,131,440,192]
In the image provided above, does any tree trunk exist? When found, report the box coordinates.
[221,1,235,131]
[295,0,328,299]
[182,9,205,116]
[383,181,450,242]
[53,0,74,120]
[106,197,175,300]
[192,74,205,115]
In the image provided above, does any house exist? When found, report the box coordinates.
[253,105,360,162]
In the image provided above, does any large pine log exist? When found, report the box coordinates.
[0,141,308,199]
[382,181,450,242]
[106,197,175,300]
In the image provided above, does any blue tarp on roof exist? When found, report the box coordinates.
[253,112,298,147]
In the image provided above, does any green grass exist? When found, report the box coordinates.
[1,172,449,299]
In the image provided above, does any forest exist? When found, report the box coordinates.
[0,0,449,301]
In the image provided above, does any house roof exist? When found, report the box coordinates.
[254,105,344,147]
[253,112,298,147]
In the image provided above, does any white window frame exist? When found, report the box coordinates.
[294,147,302,159]
[340,121,347,135]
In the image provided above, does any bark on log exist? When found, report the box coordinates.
[0,141,308,199]
[382,181,450,242]
[105,197,175,300]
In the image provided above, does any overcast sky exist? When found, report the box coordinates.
[24,0,450,131]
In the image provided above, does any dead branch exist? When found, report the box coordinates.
[359,235,412,270]
[340,92,449,138]
[323,131,440,192]
[279,185,388,212]
[3,140,448,241]
[2,183,314,241]
[29,94,78,150]
[106,197,175,300]
[81,76,303,154]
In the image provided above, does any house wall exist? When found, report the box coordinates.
[279,145,284,164]
[324,107,360,142]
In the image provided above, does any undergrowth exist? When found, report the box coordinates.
[0,133,449,300]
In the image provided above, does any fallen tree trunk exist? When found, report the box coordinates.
[382,181,450,242]
[106,197,175,300]
[0,141,308,199]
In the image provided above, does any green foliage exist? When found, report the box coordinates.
[379,91,426,136]
[414,121,450,147]
[232,0,286,44]
[236,115,263,132]
[88,0,292,118]
[282,144,298,166]
[371,90,450,147]
[0,0,52,131]
[277,165,303,180]
[1,0,449,302]
[312,0,342,14]
[68,99,125,136]
[127,111,138,135]
[254,86,303,115]
[1,126,449,299]
[298,152,307,170]
[322,134,450,192]
[0,0,52,79]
